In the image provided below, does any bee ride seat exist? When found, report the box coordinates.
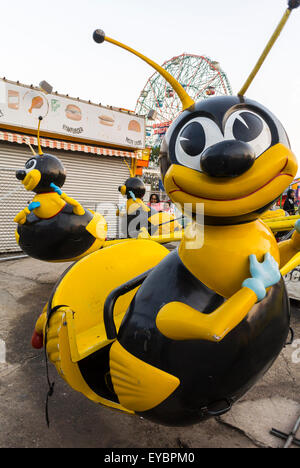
[46,239,169,412]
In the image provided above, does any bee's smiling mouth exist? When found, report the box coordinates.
[170,158,294,202]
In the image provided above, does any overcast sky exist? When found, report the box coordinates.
[1,0,299,174]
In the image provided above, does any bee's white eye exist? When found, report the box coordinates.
[25,159,37,173]
[224,111,272,158]
[175,117,224,170]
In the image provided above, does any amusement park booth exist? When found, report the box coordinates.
[0,78,149,254]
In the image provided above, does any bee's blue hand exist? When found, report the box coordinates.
[28,201,41,211]
[295,219,300,234]
[129,191,136,201]
[242,253,281,301]
[50,183,62,195]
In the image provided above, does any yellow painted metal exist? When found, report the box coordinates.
[264,214,300,232]
[278,229,300,270]
[280,252,300,277]
[265,214,300,223]
[265,220,299,232]
[110,341,180,411]
[102,231,184,248]
[138,228,184,244]
[261,209,286,219]
[238,8,292,96]
[104,35,195,111]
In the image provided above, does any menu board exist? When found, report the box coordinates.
[0,80,145,149]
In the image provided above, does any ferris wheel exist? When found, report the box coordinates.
[135,53,233,147]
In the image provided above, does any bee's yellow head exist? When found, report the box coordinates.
[15,116,66,193]
[159,95,297,223]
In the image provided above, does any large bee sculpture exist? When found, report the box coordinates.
[14,118,107,262]
[32,1,300,426]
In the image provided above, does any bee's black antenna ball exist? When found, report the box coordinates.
[93,29,105,44]
[288,0,300,9]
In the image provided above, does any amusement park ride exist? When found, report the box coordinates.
[12,1,300,427]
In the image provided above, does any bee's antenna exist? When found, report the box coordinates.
[123,158,134,177]
[93,29,195,111]
[22,137,36,156]
[37,116,43,155]
[238,1,299,97]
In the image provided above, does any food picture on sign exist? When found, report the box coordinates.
[29,96,43,114]
[23,91,49,118]
[128,119,141,133]
[7,90,20,110]
[98,113,115,126]
[65,104,82,121]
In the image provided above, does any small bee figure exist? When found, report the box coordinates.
[33,2,300,427]
[14,117,107,262]
[117,160,181,238]
[116,159,154,238]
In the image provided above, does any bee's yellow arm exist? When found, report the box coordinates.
[14,207,31,225]
[60,192,85,216]
[156,252,282,343]
[14,201,41,224]
[50,182,85,215]
[156,287,257,343]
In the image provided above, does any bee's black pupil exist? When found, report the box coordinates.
[179,122,206,156]
[26,160,35,169]
[233,112,263,142]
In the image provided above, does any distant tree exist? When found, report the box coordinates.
[150,145,160,165]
